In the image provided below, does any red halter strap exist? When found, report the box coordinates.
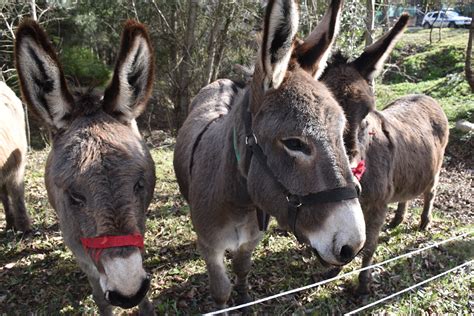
[80,234,144,263]
[351,160,366,181]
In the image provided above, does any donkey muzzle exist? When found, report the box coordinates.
[105,274,151,308]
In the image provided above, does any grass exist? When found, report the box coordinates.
[0,145,472,314]
[376,28,473,123]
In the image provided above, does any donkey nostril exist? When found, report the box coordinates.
[339,245,355,263]
[105,277,151,309]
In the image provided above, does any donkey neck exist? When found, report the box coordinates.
[223,87,255,206]
[192,84,254,209]
[357,110,394,163]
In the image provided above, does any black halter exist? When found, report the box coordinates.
[241,94,360,242]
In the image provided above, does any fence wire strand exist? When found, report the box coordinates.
[344,260,473,315]
[204,230,473,315]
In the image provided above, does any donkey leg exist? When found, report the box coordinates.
[6,178,31,232]
[0,185,14,231]
[138,297,155,316]
[232,234,261,308]
[420,172,441,231]
[357,205,388,296]
[420,190,436,231]
[388,201,408,228]
[199,241,232,310]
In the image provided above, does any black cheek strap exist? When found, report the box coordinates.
[244,117,359,240]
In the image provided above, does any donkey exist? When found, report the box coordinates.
[0,81,31,232]
[15,20,156,314]
[174,0,366,310]
[321,14,449,294]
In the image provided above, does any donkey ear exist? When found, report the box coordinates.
[260,0,299,90]
[15,19,74,130]
[103,20,154,124]
[351,13,409,81]
[295,0,343,79]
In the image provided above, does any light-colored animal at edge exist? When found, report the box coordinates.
[0,81,32,233]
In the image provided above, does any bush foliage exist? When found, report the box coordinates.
[61,46,111,87]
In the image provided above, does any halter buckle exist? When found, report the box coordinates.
[245,134,258,145]
[286,194,302,208]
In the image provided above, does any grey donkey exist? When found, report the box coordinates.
[174,0,366,311]
[15,20,156,314]
[0,81,32,232]
[321,14,449,295]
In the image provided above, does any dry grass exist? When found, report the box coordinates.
[0,136,472,314]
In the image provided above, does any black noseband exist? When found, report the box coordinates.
[241,98,359,242]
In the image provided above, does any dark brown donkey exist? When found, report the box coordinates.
[174,0,366,310]
[321,14,449,295]
[15,20,156,314]
[0,81,31,232]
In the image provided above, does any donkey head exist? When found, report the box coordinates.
[244,0,364,266]
[15,20,155,308]
[322,14,409,163]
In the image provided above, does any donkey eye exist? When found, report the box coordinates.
[69,192,86,208]
[281,138,311,155]
[134,178,145,193]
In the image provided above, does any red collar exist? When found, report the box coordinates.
[351,160,366,181]
[80,234,144,263]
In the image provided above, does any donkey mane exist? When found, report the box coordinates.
[69,89,104,116]
[325,51,350,69]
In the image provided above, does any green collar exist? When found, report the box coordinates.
[233,127,241,163]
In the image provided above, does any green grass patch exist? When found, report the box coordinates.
[377,75,474,123]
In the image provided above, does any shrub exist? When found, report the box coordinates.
[61,46,110,86]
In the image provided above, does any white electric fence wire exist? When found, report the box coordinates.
[344,259,473,315]
[204,230,473,315]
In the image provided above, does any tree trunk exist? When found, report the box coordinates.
[203,2,224,86]
[429,1,442,44]
[365,0,375,46]
[466,13,474,92]
[30,0,37,21]
[382,0,390,32]
[174,0,199,130]
[365,0,375,91]
[211,4,236,82]
[25,0,37,149]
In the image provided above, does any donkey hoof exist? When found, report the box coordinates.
[354,284,371,297]
[138,298,155,316]
[387,218,403,229]
[236,292,252,305]
[14,219,32,234]
[419,220,430,231]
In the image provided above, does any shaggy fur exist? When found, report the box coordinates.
[15,20,156,314]
[174,0,366,310]
[321,15,449,294]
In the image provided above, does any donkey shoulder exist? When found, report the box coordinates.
[188,79,243,115]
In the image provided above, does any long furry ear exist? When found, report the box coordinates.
[295,0,343,79]
[15,19,74,130]
[351,13,409,81]
[260,0,299,90]
[102,20,154,124]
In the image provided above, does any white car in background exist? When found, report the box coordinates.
[422,10,472,28]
